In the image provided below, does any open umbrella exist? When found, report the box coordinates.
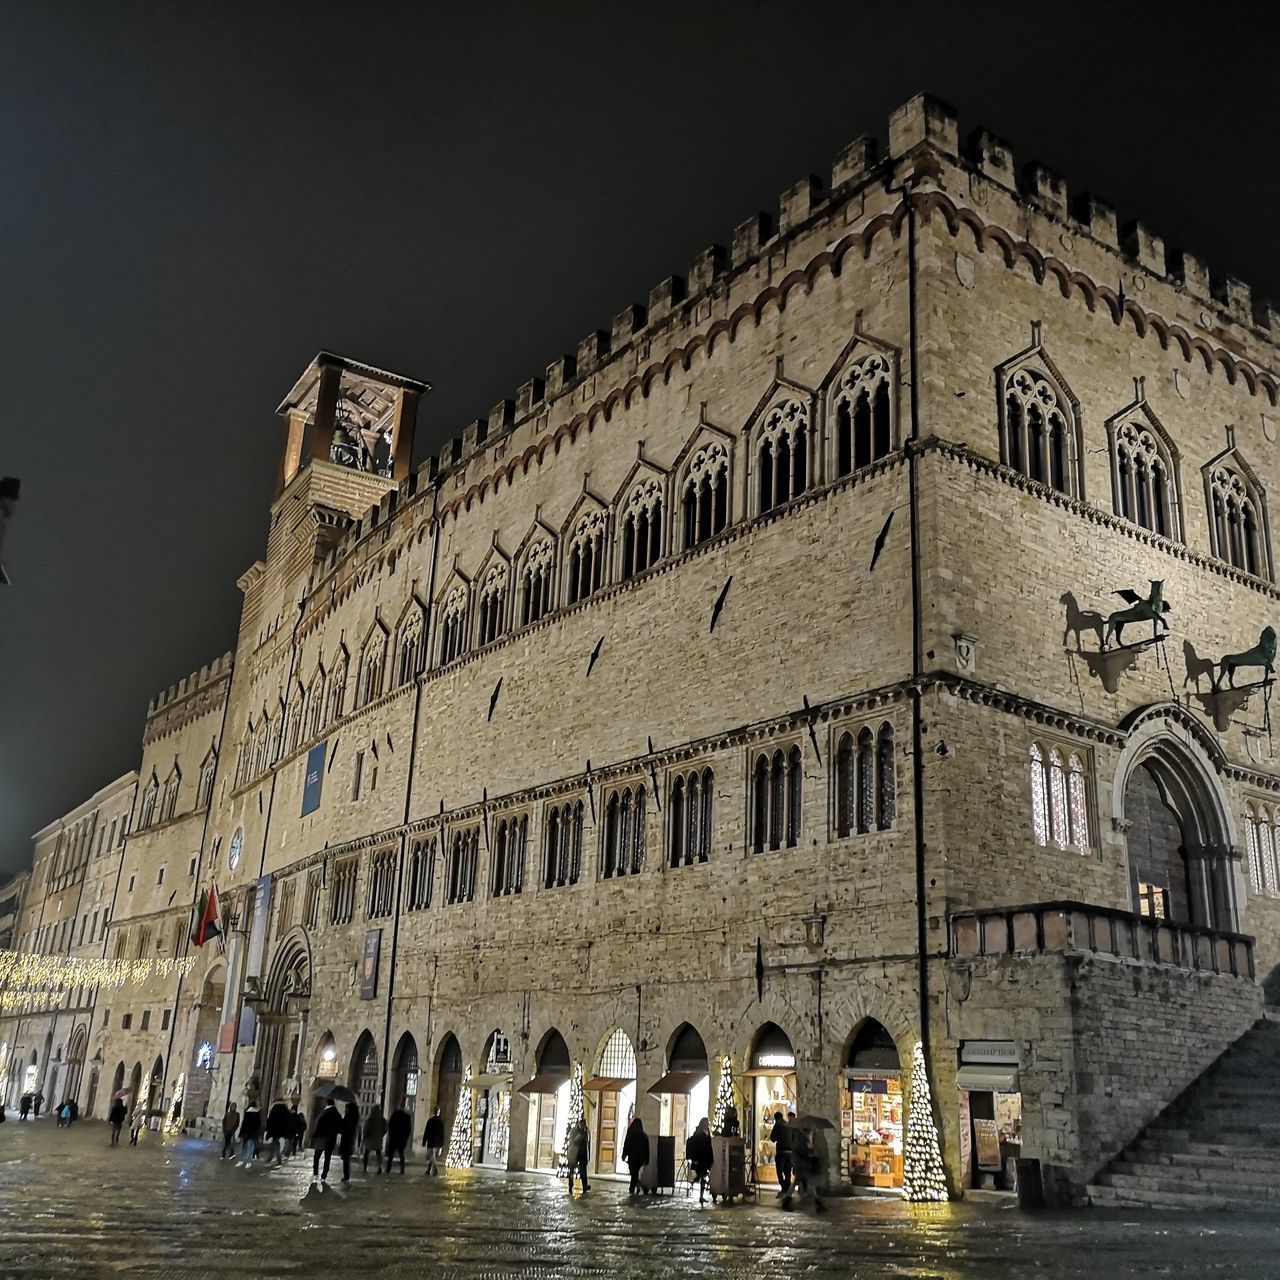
[792,1114,836,1130]
[112,1089,132,1101]
[313,1082,357,1104]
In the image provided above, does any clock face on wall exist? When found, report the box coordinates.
[228,827,243,872]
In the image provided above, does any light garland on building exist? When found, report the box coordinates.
[0,952,197,992]
[713,1055,735,1131]
[0,990,67,1012]
[446,1066,473,1168]
[902,1041,948,1202]
[565,1064,584,1130]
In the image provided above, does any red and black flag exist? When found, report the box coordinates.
[191,883,222,949]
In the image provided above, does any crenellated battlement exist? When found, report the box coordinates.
[305,92,1280,592]
[145,651,234,719]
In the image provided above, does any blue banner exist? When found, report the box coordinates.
[302,742,326,816]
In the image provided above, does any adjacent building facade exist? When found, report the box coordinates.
[6,94,1280,1202]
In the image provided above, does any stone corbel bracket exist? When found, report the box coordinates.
[1079,636,1163,694]
[1195,680,1274,733]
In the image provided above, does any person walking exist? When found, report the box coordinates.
[237,1101,262,1166]
[565,1119,590,1194]
[338,1102,360,1183]
[33,1091,44,1118]
[769,1111,794,1198]
[129,1101,145,1146]
[290,1104,307,1159]
[19,1093,31,1121]
[385,1106,411,1174]
[422,1108,445,1176]
[621,1115,650,1195]
[265,1099,293,1166]
[311,1099,341,1182]
[108,1097,127,1145]
[782,1127,827,1212]
[221,1103,240,1160]
[362,1104,387,1174]
[686,1117,714,1204]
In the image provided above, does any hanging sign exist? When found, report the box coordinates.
[301,742,326,816]
[360,929,382,1000]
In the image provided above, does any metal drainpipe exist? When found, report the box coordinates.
[380,477,441,1103]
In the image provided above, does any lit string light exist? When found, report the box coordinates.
[446,1066,473,1167]
[713,1055,735,1131]
[902,1040,948,1202]
[0,951,196,992]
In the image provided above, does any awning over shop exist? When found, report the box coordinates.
[582,1075,633,1092]
[741,1066,797,1078]
[955,1065,1019,1092]
[645,1070,708,1097]
[516,1072,570,1096]
[469,1072,513,1091]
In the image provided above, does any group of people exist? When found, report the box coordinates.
[768,1109,828,1211]
[106,1097,149,1146]
[214,1096,447,1185]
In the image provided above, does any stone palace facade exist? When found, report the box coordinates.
[5,94,1280,1203]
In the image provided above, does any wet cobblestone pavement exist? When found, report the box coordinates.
[1,1118,1278,1279]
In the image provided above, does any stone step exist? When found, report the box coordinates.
[1109,1161,1280,1196]
[1133,1143,1280,1174]
[1088,1182,1236,1212]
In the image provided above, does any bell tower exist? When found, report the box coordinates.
[274,352,430,497]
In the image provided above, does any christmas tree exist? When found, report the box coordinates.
[902,1041,948,1202]
[713,1055,735,1131]
[446,1066,473,1167]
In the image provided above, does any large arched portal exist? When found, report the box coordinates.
[185,965,226,1121]
[1117,718,1240,932]
[473,1030,513,1168]
[255,935,311,1111]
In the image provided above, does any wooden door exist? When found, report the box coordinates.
[437,1072,461,1152]
[597,1090,618,1172]
[536,1092,557,1168]
[671,1094,688,1149]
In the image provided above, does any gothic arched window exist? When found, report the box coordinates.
[395,607,425,686]
[492,815,527,897]
[406,836,436,911]
[1244,804,1279,894]
[1029,740,1090,850]
[356,630,386,707]
[620,480,664,581]
[197,749,216,810]
[139,774,158,829]
[446,827,479,904]
[566,510,607,605]
[832,353,893,477]
[750,747,802,852]
[438,583,469,666]
[159,766,181,823]
[520,539,555,627]
[835,723,896,836]
[1001,363,1079,497]
[477,564,509,646]
[1207,457,1270,579]
[603,785,646,877]
[669,766,714,867]
[1110,416,1179,539]
[681,441,729,550]
[544,799,583,888]
[324,649,348,724]
[304,666,326,740]
[757,398,810,515]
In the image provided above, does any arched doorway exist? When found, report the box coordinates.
[433,1033,463,1160]
[186,965,225,1121]
[843,1019,903,1189]
[473,1030,513,1168]
[85,1065,100,1119]
[39,1031,53,1099]
[351,1031,380,1112]
[310,1031,338,1128]
[1116,715,1239,931]
[67,1027,88,1105]
[146,1055,164,1120]
[745,1022,796,1185]
[256,937,310,1110]
[517,1029,571,1171]
[391,1033,419,1120]
[128,1062,143,1113]
[647,1023,709,1152]
[111,1060,125,1103]
[586,1028,636,1175]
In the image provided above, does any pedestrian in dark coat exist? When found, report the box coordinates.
[621,1116,650,1195]
[33,1091,44,1118]
[362,1104,388,1173]
[769,1111,794,1197]
[385,1107,412,1174]
[19,1093,31,1121]
[265,1100,293,1166]
[338,1102,360,1183]
[290,1104,306,1157]
[108,1098,127,1145]
[565,1119,590,1194]
[685,1117,714,1204]
[311,1099,341,1182]
[221,1104,240,1159]
[237,1101,262,1165]
[422,1108,445,1175]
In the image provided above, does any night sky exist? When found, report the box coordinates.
[3,2,1279,873]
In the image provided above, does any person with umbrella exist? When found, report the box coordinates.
[782,1115,833,1212]
[108,1095,127,1145]
[311,1095,342,1182]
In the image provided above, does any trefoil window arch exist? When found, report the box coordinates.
[356,629,387,707]
[832,353,893,476]
[681,441,730,549]
[395,608,425,686]
[324,650,348,724]
[1000,358,1080,497]
[757,398,809,515]
[159,766,181,823]
[138,774,159,829]
[567,510,607,605]
[520,539,555,627]
[1206,455,1270,579]
[477,564,509,647]
[438,583,470,666]
[1110,416,1179,539]
[620,480,663,581]
[197,749,216,809]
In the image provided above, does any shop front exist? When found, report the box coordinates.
[841,1020,903,1190]
[743,1023,796,1185]
[473,1030,513,1168]
[585,1028,637,1176]
[646,1023,710,1154]
[956,1040,1021,1192]
[518,1029,572,1172]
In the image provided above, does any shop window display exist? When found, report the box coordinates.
[841,1020,904,1189]
[745,1023,796,1184]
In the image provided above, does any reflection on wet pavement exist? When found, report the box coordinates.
[0,1120,1276,1278]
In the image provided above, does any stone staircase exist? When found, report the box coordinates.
[1088,1015,1280,1210]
